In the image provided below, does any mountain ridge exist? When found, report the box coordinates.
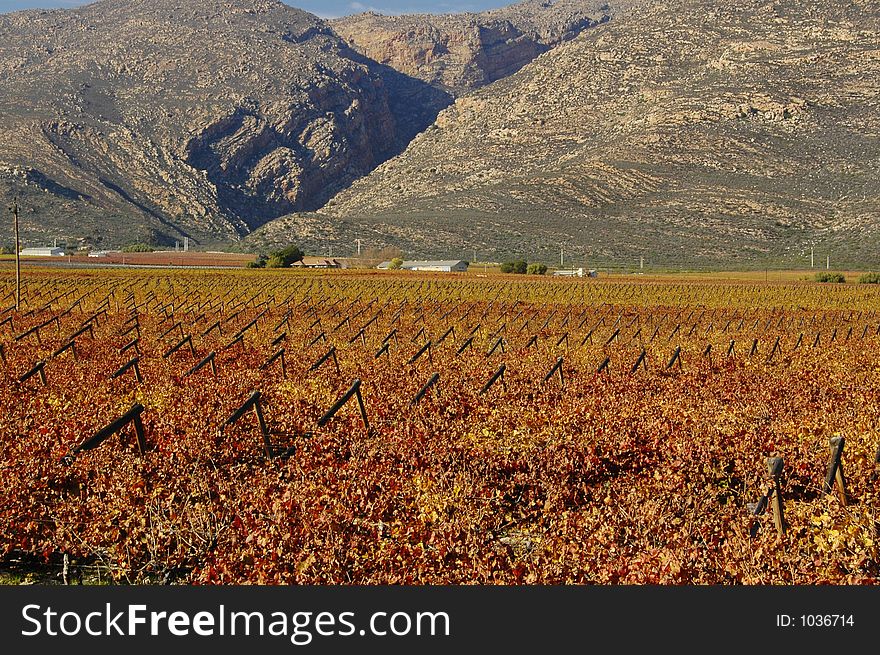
[0,0,450,247]
[250,0,880,269]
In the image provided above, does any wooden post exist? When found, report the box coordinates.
[824,436,847,505]
[666,346,682,370]
[630,349,647,374]
[543,356,564,388]
[318,379,369,431]
[767,457,786,537]
[10,197,21,311]
[220,391,273,457]
[480,364,506,394]
[64,403,147,463]
[410,372,440,406]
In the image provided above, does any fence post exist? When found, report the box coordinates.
[824,436,847,506]
[543,357,564,388]
[767,457,786,537]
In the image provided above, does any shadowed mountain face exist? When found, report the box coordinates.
[256,0,880,268]
[331,0,623,95]
[0,0,451,247]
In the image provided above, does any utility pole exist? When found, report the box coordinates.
[640,256,644,270]
[356,239,362,257]
[9,197,21,310]
[473,249,477,264]
[810,246,814,268]
[560,245,564,268]
[827,255,830,270]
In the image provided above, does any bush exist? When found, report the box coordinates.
[389,257,404,270]
[268,244,304,268]
[122,243,154,253]
[815,272,846,283]
[501,260,527,274]
[527,263,547,275]
[858,272,880,284]
[248,254,268,269]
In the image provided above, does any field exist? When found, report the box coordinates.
[2,251,257,268]
[0,269,878,584]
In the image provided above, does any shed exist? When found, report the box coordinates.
[21,247,64,257]
[378,260,469,272]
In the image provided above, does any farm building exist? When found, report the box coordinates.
[21,247,64,257]
[552,268,598,278]
[377,260,469,272]
[292,257,347,269]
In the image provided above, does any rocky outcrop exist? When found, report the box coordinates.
[0,0,448,247]
[261,0,880,268]
[332,0,620,94]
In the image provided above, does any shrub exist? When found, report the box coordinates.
[389,257,404,270]
[122,243,154,253]
[501,260,527,274]
[527,263,548,275]
[247,254,268,269]
[858,272,880,284]
[815,272,846,283]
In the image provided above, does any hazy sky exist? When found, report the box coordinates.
[0,1,513,18]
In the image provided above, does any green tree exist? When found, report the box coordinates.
[527,263,547,275]
[501,259,527,274]
[389,257,404,270]
[267,244,304,268]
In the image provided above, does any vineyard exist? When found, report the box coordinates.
[1,269,878,584]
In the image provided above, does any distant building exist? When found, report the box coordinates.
[377,260,469,272]
[21,247,64,257]
[292,257,347,269]
[88,250,109,258]
[552,268,598,278]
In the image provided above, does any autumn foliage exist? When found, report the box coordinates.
[0,270,877,584]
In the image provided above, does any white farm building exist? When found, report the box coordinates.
[378,260,469,272]
[21,247,65,257]
[552,268,598,278]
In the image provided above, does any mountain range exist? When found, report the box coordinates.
[2,0,879,268]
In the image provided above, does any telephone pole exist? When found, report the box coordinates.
[827,255,830,270]
[560,245,564,268]
[9,197,21,310]
[356,239,362,257]
[810,246,814,268]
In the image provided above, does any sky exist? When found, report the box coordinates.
[0,1,515,19]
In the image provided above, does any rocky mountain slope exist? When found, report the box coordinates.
[268,0,880,268]
[331,0,621,94]
[0,0,449,247]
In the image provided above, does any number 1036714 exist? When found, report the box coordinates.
[777,615,854,627]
